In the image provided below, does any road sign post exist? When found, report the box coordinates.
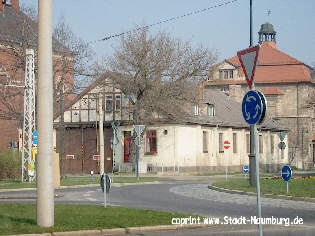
[281,165,292,194]
[243,165,249,175]
[224,140,231,181]
[238,44,263,236]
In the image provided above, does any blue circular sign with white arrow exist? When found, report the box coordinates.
[242,90,266,125]
[281,165,292,182]
[243,165,249,174]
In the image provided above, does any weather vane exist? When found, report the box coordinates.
[267,9,271,21]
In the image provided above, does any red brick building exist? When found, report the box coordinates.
[0,1,74,150]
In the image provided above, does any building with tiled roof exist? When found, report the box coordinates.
[0,1,74,150]
[204,22,315,169]
[53,72,288,174]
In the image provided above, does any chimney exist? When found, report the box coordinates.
[11,0,19,12]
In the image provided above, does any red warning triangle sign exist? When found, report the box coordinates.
[237,45,260,89]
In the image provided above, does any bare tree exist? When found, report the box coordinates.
[107,28,218,124]
[53,16,95,112]
[105,28,217,163]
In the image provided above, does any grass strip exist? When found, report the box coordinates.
[0,203,192,235]
[213,178,315,198]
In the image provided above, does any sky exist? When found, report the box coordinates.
[20,0,315,66]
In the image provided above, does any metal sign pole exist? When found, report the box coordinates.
[253,122,263,236]
[287,181,289,194]
[104,175,107,208]
[225,151,228,181]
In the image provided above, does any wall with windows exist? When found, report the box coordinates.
[115,123,289,173]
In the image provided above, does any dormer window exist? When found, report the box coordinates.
[219,69,234,79]
[193,104,199,115]
[207,104,215,117]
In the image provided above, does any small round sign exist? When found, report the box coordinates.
[281,165,292,182]
[224,140,231,150]
[243,165,249,174]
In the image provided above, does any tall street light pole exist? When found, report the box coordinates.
[37,0,54,227]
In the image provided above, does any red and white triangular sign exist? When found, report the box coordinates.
[237,45,260,89]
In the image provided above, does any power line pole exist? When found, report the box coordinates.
[37,0,54,227]
[99,93,105,175]
[22,49,36,182]
[59,85,65,178]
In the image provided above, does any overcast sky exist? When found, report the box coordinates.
[21,0,315,66]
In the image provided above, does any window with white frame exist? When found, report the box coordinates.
[219,69,234,79]
[246,133,250,154]
[259,135,263,154]
[233,133,238,153]
[207,104,215,117]
[105,95,113,111]
[219,133,223,153]
[203,131,208,153]
[193,104,199,115]
[145,130,157,154]
[271,135,274,155]
[115,94,121,110]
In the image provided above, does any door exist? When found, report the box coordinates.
[124,138,131,163]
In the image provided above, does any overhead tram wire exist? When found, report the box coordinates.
[88,0,239,44]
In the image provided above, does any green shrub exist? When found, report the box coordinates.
[0,151,22,179]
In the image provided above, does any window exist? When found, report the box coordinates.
[105,95,113,111]
[219,133,223,153]
[219,70,234,79]
[224,70,228,79]
[270,135,274,154]
[203,131,208,153]
[246,134,250,154]
[259,135,263,154]
[207,104,215,117]
[229,70,234,78]
[146,130,157,154]
[115,94,121,110]
[233,133,237,153]
[193,104,199,115]
[220,86,229,92]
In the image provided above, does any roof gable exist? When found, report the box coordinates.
[213,42,313,84]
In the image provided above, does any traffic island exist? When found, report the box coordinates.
[210,178,315,203]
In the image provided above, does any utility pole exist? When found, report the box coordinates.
[59,85,65,178]
[22,49,36,182]
[99,93,105,175]
[37,0,54,228]
[135,98,140,179]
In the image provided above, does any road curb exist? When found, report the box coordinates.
[10,224,209,236]
[0,181,162,194]
[208,185,315,203]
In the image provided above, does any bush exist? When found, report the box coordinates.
[0,151,22,179]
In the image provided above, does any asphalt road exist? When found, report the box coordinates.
[1,181,315,235]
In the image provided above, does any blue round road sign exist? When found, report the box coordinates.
[243,165,249,174]
[242,90,266,125]
[281,165,292,182]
